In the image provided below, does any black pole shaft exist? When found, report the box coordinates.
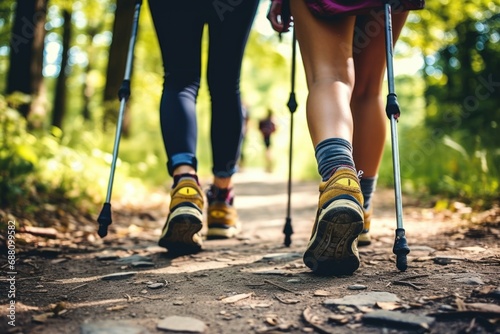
[284,29,297,247]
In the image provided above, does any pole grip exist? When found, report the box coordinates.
[118,80,131,100]
[386,93,400,119]
[287,92,297,114]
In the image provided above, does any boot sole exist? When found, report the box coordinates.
[158,207,203,255]
[358,232,372,246]
[303,199,364,276]
[206,225,240,240]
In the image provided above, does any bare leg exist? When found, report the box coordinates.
[290,0,356,147]
[173,165,196,177]
[291,0,365,276]
[351,12,409,177]
[213,176,232,189]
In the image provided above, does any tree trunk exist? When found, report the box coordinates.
[52,9,72,129]
[81,25,100,121]
[6,0,38,116]
[102,0,135,136]
[81,58,93,121]
[6,0,48,128]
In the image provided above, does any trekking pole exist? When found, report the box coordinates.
[284,28,297,247]
[97,0,142,238]
[383,2,410,271]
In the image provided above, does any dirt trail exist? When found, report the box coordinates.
[1,169,499,334]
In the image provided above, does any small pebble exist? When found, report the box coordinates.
[348,284,367,290]
[147,283,165,289]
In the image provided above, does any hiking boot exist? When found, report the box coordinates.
[206,185,240,239]
[158,176,204,254]
[303,167,364,276]
[358,209,372,246]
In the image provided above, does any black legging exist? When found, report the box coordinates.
[148,0,259,177]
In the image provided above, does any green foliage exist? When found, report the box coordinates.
[0,0,14,93]
[408,0,499,56]
[0,1,14,42]
[392,124,499,206]
[0,94,150,214]
[416,6,500,206]
[379,73,499,207]
[424,14,500,150]
[1,95,37,207]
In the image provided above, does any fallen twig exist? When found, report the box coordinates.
[138,295,170,300]
[246,282,266,287]
[274,294,300,304]
[69,283,88,292]
[264,279,295,293]
[392,280,423,290]
[399,274,429,281]
[221,292,253,304]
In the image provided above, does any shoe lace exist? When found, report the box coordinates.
[357,170,364,179]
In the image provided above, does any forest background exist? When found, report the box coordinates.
[0,0,499,228]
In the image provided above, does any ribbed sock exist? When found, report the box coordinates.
[360,176,377,211]
[315,138,355,181]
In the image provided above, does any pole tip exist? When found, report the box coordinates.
[283,217,293,247]
[97,203,113,238]
[284,234,292,247]
[396,254,408,271]
[393,228,410,272]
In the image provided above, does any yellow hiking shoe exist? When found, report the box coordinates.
[358,209,372,246]
[206,185,240,239]
[303,167,364,276]
[158,177,204,254]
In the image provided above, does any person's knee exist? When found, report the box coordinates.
[164,70,201,91]
[352,83,382,100]
[308,73,355,95]
[207,71,239,95]
[352,67,385,98]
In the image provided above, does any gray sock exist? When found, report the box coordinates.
[360,176,377,210]
[315,138,355,181]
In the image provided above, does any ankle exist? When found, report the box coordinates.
[213,177,232,189]
[207,185,234,205]
[328,165,358,179]
[172,173,199,188]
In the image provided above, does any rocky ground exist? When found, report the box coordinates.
[1,170,499,334]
